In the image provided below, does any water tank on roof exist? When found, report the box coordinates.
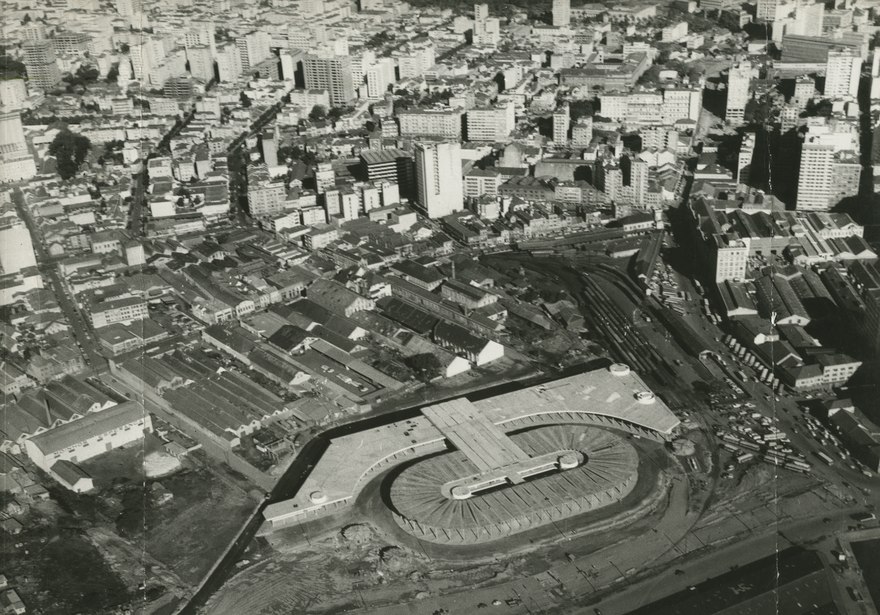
[635,391,656,405]
[609,363,631,377]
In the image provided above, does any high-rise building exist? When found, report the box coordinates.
[21,24,47,40]
[872,50,880,100]
[186,45,215,82]
[315,162,336,194]
[473,3,500,47]
[824,48,861,99]
[237,31,271,73]
[726,64,751,126]
[737,132,755,185]
[553,103,570,144]
[364,58,395,100]
[22,40,61,90]
[261,129,278,167]
[797,125,861,211]
[303,54,355,106]
[216,43,243,82]
[359,148,415,198]
[0,217,37,274]
[466,102,515,142]
[756,0,791,21]
[571,117,593,147]
[414,142,464,219]
[552,0,571,27]
[792,75,814,109]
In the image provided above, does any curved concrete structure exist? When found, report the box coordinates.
[390,425,638,544]
[263,366,680,530]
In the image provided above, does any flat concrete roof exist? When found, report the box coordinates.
[263,365,680,526]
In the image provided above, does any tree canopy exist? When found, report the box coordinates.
[309,104,327,121]
[404,353,443,381]
[49,129,91,180]
[0,55,26,80]
[239,91,252,108]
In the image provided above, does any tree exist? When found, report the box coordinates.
[239,91,252,108]
[404,353,443,380]
[106,64,119,83]
[569,100,594,122]
[49,129,91,180]
[0,55,26,80]
[309,104,327,121]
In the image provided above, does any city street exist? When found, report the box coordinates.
[11,188,107,372]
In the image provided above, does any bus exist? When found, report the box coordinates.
[816,451,835,466]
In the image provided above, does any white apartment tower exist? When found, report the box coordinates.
[553,0,571,27]
[414,142,464,219]
[726,64,751,126]
[553,103,570,145]
[824,48,861,100]
[304,54,355,106]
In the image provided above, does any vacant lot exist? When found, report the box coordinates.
[112,455,258,585]
[0,524,130,615]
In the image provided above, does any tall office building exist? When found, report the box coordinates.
[552,0,571,27]
[726,64,751,126]
[414,142,464,219]
[553,103,570,145]
[22,40,61,90]
[796,123,861,210]
[304,54,355,106]
[824,48,861,99]
[0,217,37,274]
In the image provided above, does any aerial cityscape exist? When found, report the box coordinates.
[0,0,879,612]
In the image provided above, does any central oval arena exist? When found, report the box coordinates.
[389,425,639,545]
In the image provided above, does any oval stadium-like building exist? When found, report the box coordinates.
[389,425,639,545]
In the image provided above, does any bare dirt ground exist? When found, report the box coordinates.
[203,434,676,615]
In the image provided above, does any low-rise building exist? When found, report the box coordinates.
[23,401,152,474]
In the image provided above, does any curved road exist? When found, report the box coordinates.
[177,360,612,614]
